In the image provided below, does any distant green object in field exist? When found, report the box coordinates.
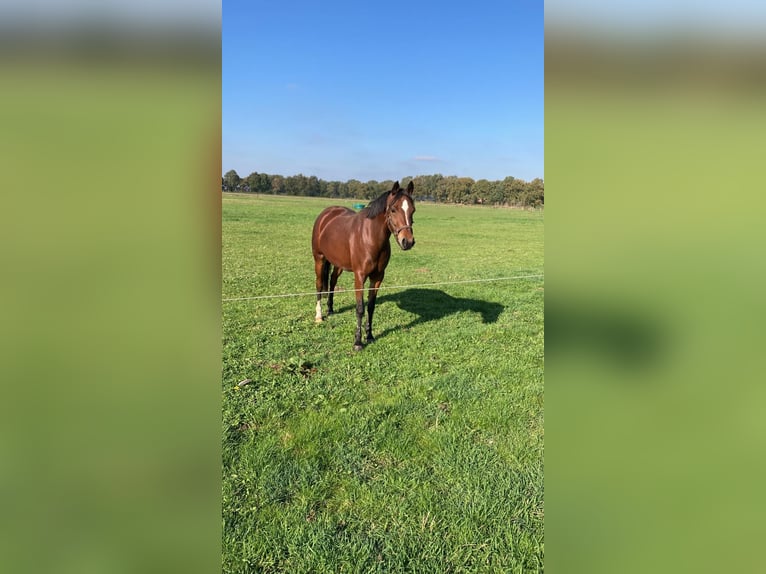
[353,203,366,210]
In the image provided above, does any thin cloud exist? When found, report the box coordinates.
[414,155,440,162]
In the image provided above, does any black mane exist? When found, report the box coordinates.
[364,190,397,219]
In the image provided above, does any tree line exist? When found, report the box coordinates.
[222,170,543,208]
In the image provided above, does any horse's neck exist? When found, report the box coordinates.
[363,213,390,244]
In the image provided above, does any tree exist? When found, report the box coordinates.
[221,168,542,206]
[433,177,450,202]
[524,178,544,207]
[502,176,529,205]
[307,175,321,197]
[439,176,474,203]
[457,177,475,203]
[245,171,271,194]
[487,180,506,205]
[270,175,285,194]
[364,180,382,200]
[472,179,493,205]
[223,169,241,191]
[346,179,365,199]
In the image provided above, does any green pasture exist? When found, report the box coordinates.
[222,192,544,572]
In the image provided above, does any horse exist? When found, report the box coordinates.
[312,181,416,350]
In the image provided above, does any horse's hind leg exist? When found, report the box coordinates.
[327,266,342,315]
[353,272,366,351]
[314,258,329,322]
[365,272,385,343]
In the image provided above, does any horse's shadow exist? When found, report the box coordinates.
[334,288,504,341]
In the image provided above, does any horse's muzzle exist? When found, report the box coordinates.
[399,236,415,250]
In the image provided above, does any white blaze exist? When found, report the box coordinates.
[402,199,410,226]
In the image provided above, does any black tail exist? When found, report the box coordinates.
[321,260,331,294]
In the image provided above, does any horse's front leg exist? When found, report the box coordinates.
[353,273,366,351]
[365,272,385,343]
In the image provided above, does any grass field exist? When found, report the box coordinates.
[222,193,544,573]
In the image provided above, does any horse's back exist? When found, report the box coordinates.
[315,205,355,226]
[313,206,355,241]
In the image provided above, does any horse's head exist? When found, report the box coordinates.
[386,181,416,251]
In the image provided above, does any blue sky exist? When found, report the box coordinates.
[223,1,543,183]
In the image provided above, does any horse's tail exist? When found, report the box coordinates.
[320,260,331,295]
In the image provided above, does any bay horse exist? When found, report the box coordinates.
[312,181,416,350]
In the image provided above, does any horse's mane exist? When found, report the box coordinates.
[364,190,396,219]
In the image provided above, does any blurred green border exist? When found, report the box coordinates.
[1,36,222,573]
[546,30,766,573]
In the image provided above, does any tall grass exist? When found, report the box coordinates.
[222,193,544,572]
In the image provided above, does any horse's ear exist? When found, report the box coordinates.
[406,181,414,195]
[390,181,400,194]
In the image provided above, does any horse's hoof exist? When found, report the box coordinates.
[366,336,375,344]
[315,316,323,323]
[353,344,364,351]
